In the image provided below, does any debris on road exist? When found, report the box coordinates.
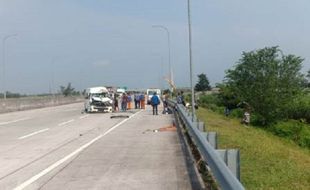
[157,125,177,132]
[110,115,130,119]
[142,125,177,134]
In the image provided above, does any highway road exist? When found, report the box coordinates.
[0,103,201,190]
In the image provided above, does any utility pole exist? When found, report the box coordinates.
[187,0,195,121]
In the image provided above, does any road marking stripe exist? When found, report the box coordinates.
[79,115,89,119]
[0,117,31,126]
[13,110,142,190]
[63,109,80,112]
[58,119,74,126]
[18,128,50,140]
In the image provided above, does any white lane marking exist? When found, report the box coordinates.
[0,117,31,126]
[13,110,142,190]
[58,119,75,127]
[18,128,50,140]
[79,115,89,119]
[63,109,80,112]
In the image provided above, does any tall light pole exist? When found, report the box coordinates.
[187,0,195,121]
[2,34,17,100]
[152,25,172,90]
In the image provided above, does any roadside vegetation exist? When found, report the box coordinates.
[194,46,310,149]
[197,93,310,149]
[197,108,310,189]
[191,46,310,189]
[60,82,81,96]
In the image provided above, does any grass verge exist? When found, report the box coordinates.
[197,108,310,190]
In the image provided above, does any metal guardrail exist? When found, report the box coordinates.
[168,100,245,190]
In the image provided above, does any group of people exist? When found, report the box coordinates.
[113,93,146,112]
[112,91,173,116]
[134,93,146,109]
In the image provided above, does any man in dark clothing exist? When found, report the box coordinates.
[114,95,119,112]
[150,92,160,115]
[177,91,185,106]
[134,93,140,109]
[121,93,128,111]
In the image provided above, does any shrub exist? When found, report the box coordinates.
[299,126,310,148]
[285,95,310,123]
[251,113,273,126]
[270,120,310,148]
[197,94,220,106]
[229,108,243,118]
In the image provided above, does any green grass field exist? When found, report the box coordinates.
[196,108,310,190]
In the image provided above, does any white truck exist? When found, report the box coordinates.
[84,86,113,113]
[146,88,161,105]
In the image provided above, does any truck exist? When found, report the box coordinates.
[84,86,113,113]
[146,88,161,105]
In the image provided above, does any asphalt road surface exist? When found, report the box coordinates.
[0,103,201,190]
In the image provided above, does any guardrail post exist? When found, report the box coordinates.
[206,132,218,149]
[216,149,240,181]
[197,121,204,132]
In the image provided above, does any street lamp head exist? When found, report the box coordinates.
[152,25,169,32]
[3,34,18,41]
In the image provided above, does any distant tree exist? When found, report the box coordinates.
[60,83,75,97]
[305,70,310,88]
[5,91,27,98]
[216,83,240,110]
[6,91,21,98]
[195,73,211,91]
[225,46,304,125]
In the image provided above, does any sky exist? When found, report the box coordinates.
[1,0,310,94]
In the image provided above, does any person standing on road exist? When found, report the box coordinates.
[127,93,132,110]
[176,91,185,106]
[121,93,128,111]
[134,93,140,109]
[140,93,145,109]
[162,93,168,114]
[114,95,119,112]
[150,92,160,115]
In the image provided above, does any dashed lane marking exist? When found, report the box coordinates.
[18,128,50,140]
[0,117,31,126]
[79,115,89,119]
[58,119,75,127]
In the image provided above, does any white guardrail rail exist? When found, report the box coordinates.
[168,100,245,190]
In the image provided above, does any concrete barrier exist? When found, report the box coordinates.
[0,96,84,114]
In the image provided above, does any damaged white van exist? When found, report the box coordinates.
[84,86,113,113]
